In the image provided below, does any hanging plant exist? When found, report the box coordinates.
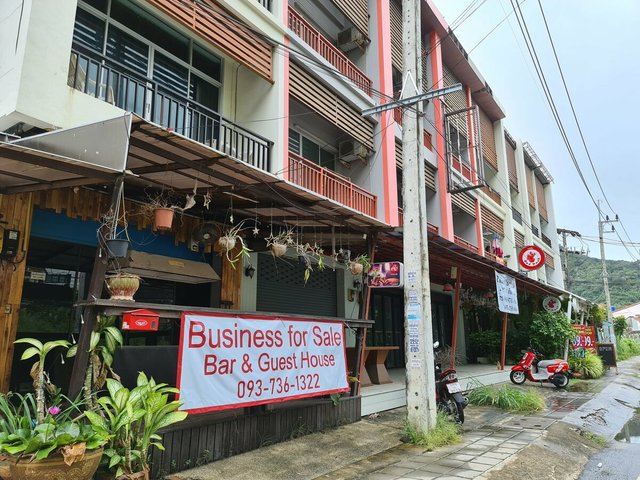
[265,227,295,258]
[295,242,326,284]
[348,254,371,276]
[218,221,252,267]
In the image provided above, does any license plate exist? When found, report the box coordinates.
[446,382,462,393]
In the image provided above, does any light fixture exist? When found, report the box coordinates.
[443,283,454,292]
[244,264,256,279]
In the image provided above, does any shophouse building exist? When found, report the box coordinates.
[0,0,568,473]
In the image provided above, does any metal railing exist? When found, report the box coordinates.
[454,235,477,252]
[68,46,272,171]
[541,233,552,247]
[512,207,523,226]
[287,7,372,97]
[256,0,272,11]
[398,208,439,235]
[287,151,377,217]
[532,225,539,237]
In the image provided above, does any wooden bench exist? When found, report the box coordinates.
[347,345,400,387]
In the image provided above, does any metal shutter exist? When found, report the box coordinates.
[390,0,402,71]
[526,168,536,208]
[505,135,518,191]
[451,192,475,218]
[536,177,548,220]
[478,107,497,171]
[256,253,337,317]
[290,61,374,151]
[481,205,504,236]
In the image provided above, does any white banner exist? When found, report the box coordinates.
[177,313,350,413]
[495,271,519,314]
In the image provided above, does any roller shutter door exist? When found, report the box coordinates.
[256,253,337,316]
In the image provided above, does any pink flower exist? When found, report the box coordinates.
[48,406,61,416]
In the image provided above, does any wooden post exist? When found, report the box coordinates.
[450,267,462,369]
[69,177,124,398]
[0,193,34,392]
[355,233,377,397]
[500,312,508,370]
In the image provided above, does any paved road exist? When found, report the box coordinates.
[579,441,640,480]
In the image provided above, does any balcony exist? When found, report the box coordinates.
[541,233,552,247]
[288,151,377,217]
[288,7,372,97]
[481,184,501,205]
[397,208,439,235]
[485,251,506,265]
[454,235,477,252]
[512,207,523,226]
[68,46,272,171]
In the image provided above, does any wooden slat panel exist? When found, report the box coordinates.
[478,107,497,171]
[545,252,555,268]
[334,0,369,38]
[146,0,273,82]
[515,230,525,248]
[442,64,468,138]
[451,192,475,218]
[390,0,402,71]
[535,177,548,220]
[506,137,518,191]
[526,168,535,208]
[290,62,374,150]
[481,205,504,236]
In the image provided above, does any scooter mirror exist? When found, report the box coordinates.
[433,341,440,349]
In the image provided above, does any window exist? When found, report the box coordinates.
[288,129,335,170]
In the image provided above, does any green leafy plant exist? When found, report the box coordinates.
[616,336,640,361]
[467,383,545,412]
[467,331,502,362]
[295,242,326,284]
[348,254,371,276]
[580,430,607,447]
[67,315,123,411]
[614,317,628,337]
[404,412,462,450]
[569,350,604,379]
[529,311,575,358]
[85,373,187,478]
[217,221,252,267]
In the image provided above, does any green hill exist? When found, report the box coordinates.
[565,253,640,308]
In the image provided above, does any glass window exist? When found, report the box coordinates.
[190,74,219,111]
[320,148,334,170]
[153,52,188,97]
[289,130,301,154]
[193,44,221,82]
[106,25,148,75]
[82,0,108,13]
[302,137,320,164]
[73,8,105,52]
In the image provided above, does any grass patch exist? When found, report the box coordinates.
[468,384,546,413]
[580,430,607,447]
[404,411,463,451]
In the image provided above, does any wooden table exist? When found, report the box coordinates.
[347,345,399,387]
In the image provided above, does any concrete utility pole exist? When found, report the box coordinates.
[361,0,462,435]
[597,200,618,344]
[557,228,581,290]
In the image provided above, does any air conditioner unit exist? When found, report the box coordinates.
[337,27,366,53]
[339,140,370,165]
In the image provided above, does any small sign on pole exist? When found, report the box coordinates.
[495,271,519,314]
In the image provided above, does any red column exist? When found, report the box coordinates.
[431,31,454,240]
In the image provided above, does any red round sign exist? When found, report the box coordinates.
[518,245,545,270]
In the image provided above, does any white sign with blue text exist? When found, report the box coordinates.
[495,271,519,314]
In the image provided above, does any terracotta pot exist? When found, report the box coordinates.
[153,208,174,231]
[218,236,237,252]
[116,471,148,480]
[270,243,287,257]
[10,447,103,480]
[105,274,141,301]
[348,262,363,275]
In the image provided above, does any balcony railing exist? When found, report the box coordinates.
[288,7,372,97]
[454,235,477,252]
[481,184,501,205]
[288,151,377,217]
[532,225,539,237]
[68,46,272,171]
[541,233,552,247]
[397,208,439,235]
[512,207,523,226]
[255,0,272,12]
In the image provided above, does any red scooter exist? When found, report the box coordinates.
[510,348,571,388]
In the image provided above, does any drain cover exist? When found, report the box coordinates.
[499,416,555,430]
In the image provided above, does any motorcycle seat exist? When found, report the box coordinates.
[537,360,559,369]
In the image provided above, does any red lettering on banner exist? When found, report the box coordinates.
[300,351,336,368]
[257,352,298,372]
[189,321,206,347]
[312,325,342,347]
[188,322,284,349]
[203,354,236,375]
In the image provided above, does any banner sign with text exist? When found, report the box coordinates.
[570,324,597,357]
[177,313,349,413]
[495,271,519,314]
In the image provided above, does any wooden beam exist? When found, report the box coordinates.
[5,177,105,195]
[0,193,34,392]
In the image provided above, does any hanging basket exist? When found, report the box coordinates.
[218,236,237,252]
[270,243,287,257]
[153,208,174,231]
[105,274,141,301]
[348,261,364,275]
[105,239,130,259]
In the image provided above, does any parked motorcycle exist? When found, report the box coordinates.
[434,342,468,423]
[510,348,571,388]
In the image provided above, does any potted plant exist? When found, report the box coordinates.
[348,254,371,276]
[295,242,326,284]
[100,195,131,259]
[217,221,252,267]
[104,274,141,301]
[265,227,295,258]
[85,373,187,480]
[0,338,109,480]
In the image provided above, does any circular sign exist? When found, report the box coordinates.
[543,296,561,313]
[518,245,545,270]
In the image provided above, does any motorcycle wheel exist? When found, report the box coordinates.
[443,397,465,424]
[510,370,526,385]
[551,373,569,389]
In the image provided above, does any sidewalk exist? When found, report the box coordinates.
[168,358,639,480]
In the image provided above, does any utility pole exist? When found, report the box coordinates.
[597,200,618,344]
[556,228,581,290]
[360,0,462,435]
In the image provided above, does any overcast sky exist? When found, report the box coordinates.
[432,0,640,262]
